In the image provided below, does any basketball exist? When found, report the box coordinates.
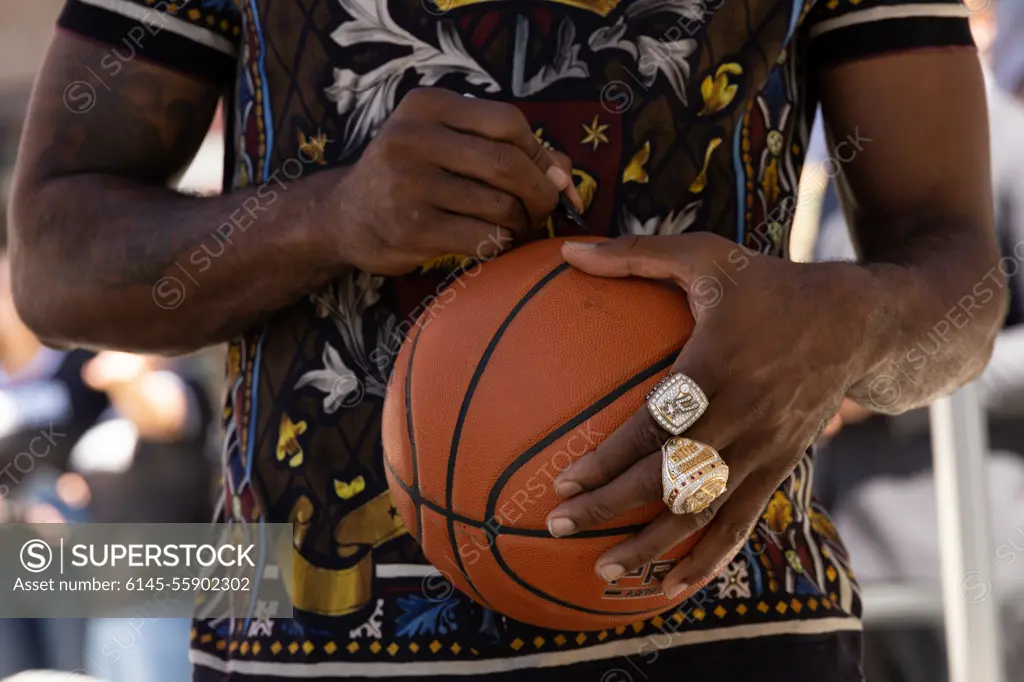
[382,237,711,631]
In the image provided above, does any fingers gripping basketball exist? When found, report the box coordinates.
[383,238,708,631]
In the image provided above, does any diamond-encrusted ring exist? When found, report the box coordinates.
[646,373,708,436]
[662,437,729,515]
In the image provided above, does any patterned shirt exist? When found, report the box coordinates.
[59,0,973,679]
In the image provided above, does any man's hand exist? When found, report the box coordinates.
[821,398,873,438]
[82,352,190,442]
[539,48,1003,600]
[10,30,579,352]
[543,234,877,598]
[333,88,581,276]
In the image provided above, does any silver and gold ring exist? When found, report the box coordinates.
[662,437,729,515]
[646,373,708,436]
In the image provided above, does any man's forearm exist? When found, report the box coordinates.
[844,218,1007,413]
[12,169,345,354]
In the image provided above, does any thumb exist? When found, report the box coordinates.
[562,235,694,281]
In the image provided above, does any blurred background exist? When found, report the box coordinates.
[2,1,1024,681]
[0,3,223,682]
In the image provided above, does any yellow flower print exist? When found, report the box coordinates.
[290,496,315,548]
[334,475,367,500]
[763,157,780,207]
[763,490,793,533]
[277,413,308,468]
[572,169,598,212]
[810,509,838,540]
[227,343,242,381]
[623,142,651,184]
[297,129,329,165]
[581,115,610,151]
[533,127,554,151]
[698,63,743,116]
[688,138,722,194]
[420,254,473,273]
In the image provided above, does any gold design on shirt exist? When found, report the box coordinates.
[763,158,780,207]
[335,491,407,548]
[290,495,315,548]
[419,254,473,273]
[335,475,367,500]
[623,142,651,184]
[763,490,794,533]
[698,63,743,116]
[277,414,307,468]
[572,169,598,212]
[688,138,722,193]
[298,129,330,166]
[279,491,408,617]
[534,127,555,150]
[581,115,610,151]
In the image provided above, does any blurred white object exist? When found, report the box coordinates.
[68,418,138,474]
[2,672,101,682]
[176,131,224,195]
[85,617,193,682]
[931,386,1005,682]
[835,452,1024,583]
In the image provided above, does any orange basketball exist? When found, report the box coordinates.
[382,237,710,631]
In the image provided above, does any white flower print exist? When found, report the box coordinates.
[589,16,698,105]
[295,343,363,413]
[716,559,752,599]
[327,0,499,157]
[621,202,701,236]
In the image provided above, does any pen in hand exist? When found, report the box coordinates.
[559,193,586,229]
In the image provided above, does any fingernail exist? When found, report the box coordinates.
[564,241,596,251]
[554,481,583,498]
[565,183,585,212]
[547,517,576,537]
[663,582,689,599]
[598,564,625,582]
[546,166,570,189]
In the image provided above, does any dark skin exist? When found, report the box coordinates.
[545,48,1007,597]
[12,36,1004,600]
[8,33,579,354]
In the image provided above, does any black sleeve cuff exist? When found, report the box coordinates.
[810,16,974,68]
[58,0,238,85]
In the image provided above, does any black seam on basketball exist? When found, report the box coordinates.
[446,261,571,608]
[383,456,646,538]
[485,349,678,521]
[406,323,424,544]
[487,349,680,617]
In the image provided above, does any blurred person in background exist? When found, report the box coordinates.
[993,0,1024,102]
[810,5,1024,681]
[0,220,106,678]
[71,349,217,682]
[3,219,218,679]
[74,350,215,526]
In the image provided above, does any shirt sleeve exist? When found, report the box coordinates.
[57,0,241,85]
[804,0,975,69]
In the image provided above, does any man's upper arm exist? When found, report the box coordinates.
[13,0,241,190]
[806,0,991,261]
